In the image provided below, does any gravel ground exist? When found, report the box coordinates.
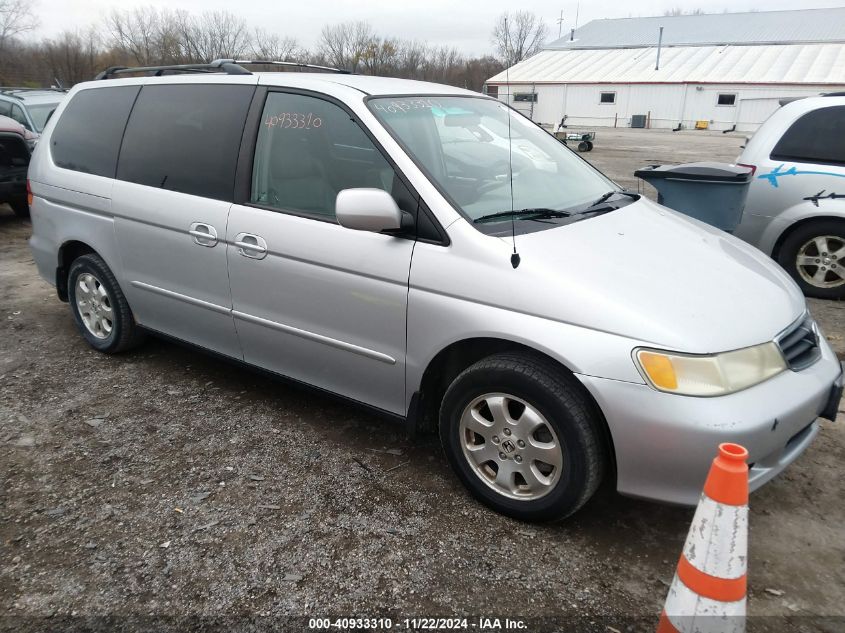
[2,128,844,631]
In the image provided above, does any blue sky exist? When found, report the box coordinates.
[30,0,845,56]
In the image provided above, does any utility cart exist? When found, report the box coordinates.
[555,130,595,152]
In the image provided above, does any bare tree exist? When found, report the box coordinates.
[492,11,548,67]
[190,11,250,60]
[106,7,177,65]
[395,40,428,79]
[360,36,401,75]
[0,0,37,52]
[664,8,704,16]
[42,28,101,85]
[251,28,302,61]
[319,21,374,71]
[5,11,505,91]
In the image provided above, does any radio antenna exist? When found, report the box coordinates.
[504,17,520,269]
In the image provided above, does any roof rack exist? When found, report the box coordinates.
[229,60,350,74]
[95,58,349,80]
[95,59,251,80]
[0,87,68,97]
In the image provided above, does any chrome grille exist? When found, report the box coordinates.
[776,316,820,371]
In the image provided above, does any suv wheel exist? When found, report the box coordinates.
[68,254,144,353]
[778,220,845,299]
[439,353,605,521]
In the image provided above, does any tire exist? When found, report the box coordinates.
[439,353,605,521]
[68,254,144,353]
[577,141,589,152]
[9,199,29,218]
[585,141,594,151]
[777,219,845,300]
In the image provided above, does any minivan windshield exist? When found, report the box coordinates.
[368,96,617,223]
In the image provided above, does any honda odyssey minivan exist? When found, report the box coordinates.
[27,60,843,520]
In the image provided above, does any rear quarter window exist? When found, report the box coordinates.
[50,86,140,177]
[117,84,254,201]
[770,106,845,166]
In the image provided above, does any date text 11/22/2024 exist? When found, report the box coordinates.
[308,618,529,630]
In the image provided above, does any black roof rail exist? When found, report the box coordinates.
[95,59,251,80]
[228,60,351,74]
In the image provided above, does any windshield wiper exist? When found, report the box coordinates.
[473,208,572,224]
[583,190,639,211]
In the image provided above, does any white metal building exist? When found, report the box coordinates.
[486,8,845,132]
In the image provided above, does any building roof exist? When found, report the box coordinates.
[546,8,845,50]
[487,43,845,86]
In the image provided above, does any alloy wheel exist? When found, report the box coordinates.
[75,272,114,339]
[796,235,845,289]
[459,392,563,500]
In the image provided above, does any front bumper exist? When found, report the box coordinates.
[577,342,842,506]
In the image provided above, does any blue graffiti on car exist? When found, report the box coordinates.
[759,163,845,188]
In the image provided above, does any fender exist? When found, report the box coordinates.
[759,198,845,258]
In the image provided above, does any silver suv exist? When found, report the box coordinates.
[27,61,843,520]
[0,88,66,137]
[734,95,845,299]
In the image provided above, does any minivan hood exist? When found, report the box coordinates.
[509,198,804,353]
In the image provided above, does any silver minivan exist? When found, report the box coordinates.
[27,61,843,520]
[734,95,845,300]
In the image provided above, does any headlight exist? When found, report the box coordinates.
[634,342,787,396]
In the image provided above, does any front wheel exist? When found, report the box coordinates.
[439,353,605,521]
[777,220,845,299]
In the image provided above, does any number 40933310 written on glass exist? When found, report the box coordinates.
[264,113,323,129]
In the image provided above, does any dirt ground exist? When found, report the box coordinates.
[2,128,844,631]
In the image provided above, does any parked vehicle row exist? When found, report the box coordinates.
[0,114,34,217]
[26,63,843,520]
[0,88,65,138]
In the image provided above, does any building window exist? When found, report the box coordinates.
[599,92,616,105]
[717,93,737,106]
[513,92,538,103]
[484,85,498,98]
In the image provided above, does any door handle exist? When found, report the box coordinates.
[234,233,268,260]
[189,222,218,247]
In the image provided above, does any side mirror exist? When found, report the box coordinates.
[336,188,409,233]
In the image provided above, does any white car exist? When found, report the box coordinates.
[734,95,845,299]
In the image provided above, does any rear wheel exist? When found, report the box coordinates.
[9,199,29,218]
[577,141,589,152]
[585,141,594,151]
[439,353,605,521]
[68,254,144,353]
[778,219,845,299]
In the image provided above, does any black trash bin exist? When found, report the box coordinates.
[634,162,753,232]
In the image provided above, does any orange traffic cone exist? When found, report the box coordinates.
[657,443,749,633]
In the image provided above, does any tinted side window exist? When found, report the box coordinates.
[251,92,407,219]
[118,84,253,201]
[51,86,139,177]
[0,100,11,117]
[770,106,845,166]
